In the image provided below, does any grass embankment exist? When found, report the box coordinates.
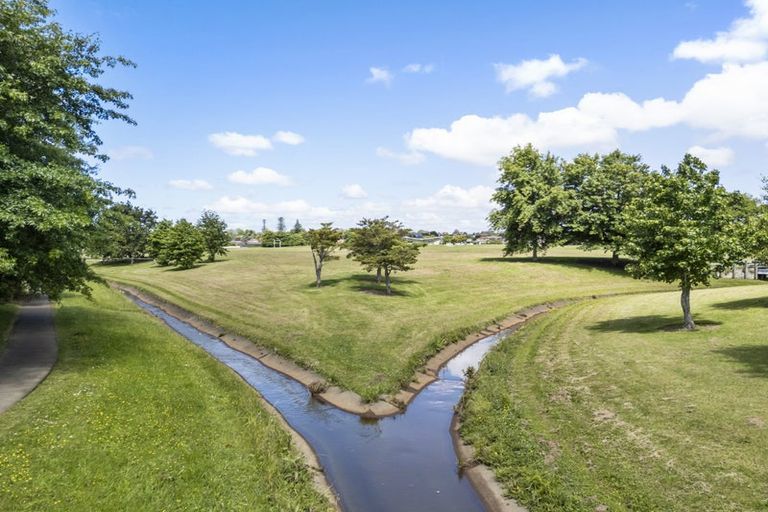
[0,286,333,511]
[96,246,685,401]
[459,284,768,512]
[0,304,16,355]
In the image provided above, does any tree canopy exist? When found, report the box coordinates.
[622,154,743,329]
[306,223,342,287]
[489,145,575,260]
[196,210,229,262]
[0,0,134,300]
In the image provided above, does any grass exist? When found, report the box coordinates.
[95,245,754,401]
[459,284,768,512]
[0,303,16,355]
[0,285,333,512]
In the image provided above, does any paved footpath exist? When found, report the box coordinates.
[0,296,57,414]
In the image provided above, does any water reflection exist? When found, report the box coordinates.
[131,296,508,512]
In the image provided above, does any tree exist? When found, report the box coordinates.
[277,217,286,233]
[489,145,575,260]
[148,220,174,266]
[196,210,229,262]
[377,240,420,295]
[345,217,406,282]
[89,203,156,263]
[165,219,205,270]
[292,219,304,233]
[566,150,649,265]
[306,223,342,287]
[622,154,743,330]
[0,0,134,300]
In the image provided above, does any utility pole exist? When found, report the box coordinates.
[262,219,266,232]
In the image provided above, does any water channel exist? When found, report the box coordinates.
[129,295,511,512]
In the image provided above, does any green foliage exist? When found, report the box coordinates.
[622,154,744,328]
[306,223,342,287]
[147,219,173,266]
[489,145,576,259]
[292,219,304,233]
[566,150,649,261]
[165,219,205,269]
[378,239,420,295]
[276,216,286,233]
[196,210,229,262]
[345,217,405,276]
[89,203,157,262]
[442,232,469,244]
[0,0,134,300]
[260,229,307,247]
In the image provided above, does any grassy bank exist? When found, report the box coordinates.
[0,304,16,355]
[95,245,689,401]
[459,284,768,511]
[0,286,333,511]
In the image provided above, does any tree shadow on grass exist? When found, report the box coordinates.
[711,296,768,310]
[309,274,417,297]
[712,345,768,378]
[480,256,629,275]
[588,315,722,334]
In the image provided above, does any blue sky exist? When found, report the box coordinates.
[52,0,768,231]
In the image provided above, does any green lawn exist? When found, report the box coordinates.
[0,285,333,512]
[0,303,16,355]
[95,245,688,401]
[459,284,768,512]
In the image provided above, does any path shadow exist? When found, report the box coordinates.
[713,345,768,378]
[588,315,722,334]
[480,256,628,274]
[711,296,768,310]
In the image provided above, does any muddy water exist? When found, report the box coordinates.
[130,296,507,512]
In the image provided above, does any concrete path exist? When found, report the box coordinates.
[0,296,57,414]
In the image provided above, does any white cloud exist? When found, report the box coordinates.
[108,145,153,160]
[168,179,213,191]
[687,145,735,166]
[405,59,768,166]
[208,131,273,156]
[494,54,588,97]
[208,196,334,217]
[673,0,768,63]
[405,185,494,209]
[228,167,294,186]
[375,146,426,165]
[402,63,435,74]
[367,67,393,86]
[273,130,305,145]
[341,184,368,199]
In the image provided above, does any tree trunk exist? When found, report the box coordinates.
[611,251,619,266]
[532,245,538,261]
[376,266,382,283]
[385,269,391,295]
[312,252,322,287]
[681,280,695,330]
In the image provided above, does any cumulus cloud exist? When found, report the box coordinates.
[108,145,153,160]
[341,184,368,199]
[207,196,334,217]
[687,145,735,166]
[273,130,305,145]
[208,132,273,156]
[405,60,768,166]
[494,54,587,97]
[402,63,435,74]
[405,185,494,209]
[367,67,393,85]
[168,179,213,191]
[228,167,294,186]
[375,146,426,165]
[673,0,768,63]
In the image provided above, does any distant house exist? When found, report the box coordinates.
[403,235,442,245]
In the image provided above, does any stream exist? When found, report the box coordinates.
[128,295,509,512]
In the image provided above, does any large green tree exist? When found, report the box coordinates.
[622,155,743,329]
[566,150,649,265]
[345,217,406,282]
[0,0,134,300]
[196,210,229,262]
[376,239,420,295]
[306,223,342,287]
[90,203,157,263]
[489,145,575,260]
[165,219,205,270]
